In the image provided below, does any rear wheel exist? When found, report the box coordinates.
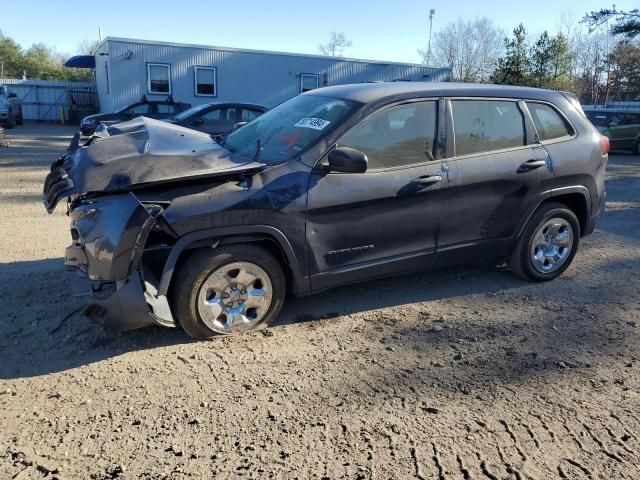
[4,110,15,129]
[171,245,286,339]
[510,202,580,282]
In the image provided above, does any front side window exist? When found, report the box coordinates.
[527,102,571,141]
[147,63,171,94]
[621,113,640,126]
[338,101,438,170]
[301,74,320,93]
[222,95,357,165]
[195,67,217,96]
[452,100,525,156]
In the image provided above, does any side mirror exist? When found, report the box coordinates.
[193,117,205,125]
[232,121,247,131]
[7,93,17,98]
[327,147,368,173]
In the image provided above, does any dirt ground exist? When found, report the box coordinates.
[0,123,639,479]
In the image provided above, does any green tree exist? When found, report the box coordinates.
[0,30,25,78]
[22,43,65,80]
[607,41,640,99]
[492,24,529,85]
[583,7,640,39]
[530,31,554,87]
[549,33,574,90]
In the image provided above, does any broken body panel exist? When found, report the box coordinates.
[44,83,607,333]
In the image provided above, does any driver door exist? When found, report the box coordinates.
[305,100,449,291]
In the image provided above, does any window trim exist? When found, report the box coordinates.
[300,73,320,93]
[323,98,442,173]
[524,100,576,145]
[448,97,531,160]
[194,66,217,97]
[147,63,172,95]
[104,61,110,94]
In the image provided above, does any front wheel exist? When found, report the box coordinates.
[510,202,580,282]
[171,245,286,339]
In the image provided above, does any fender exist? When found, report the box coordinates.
[515,185,592,238]
[156,225,309,297]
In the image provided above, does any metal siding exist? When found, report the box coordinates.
[0,78,96,121]
[98,39,443,113]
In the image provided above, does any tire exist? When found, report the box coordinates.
[4,111,15,129]
[171,244,286,339]
[510,202,580,282]
[16,109,23,126]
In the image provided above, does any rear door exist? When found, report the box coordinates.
[305,99,449,290]
[435,98,552,265]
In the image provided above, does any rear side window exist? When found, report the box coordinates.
[527,102,571,141]
[452,100,525,156]
[156,103,181,114]
[339,101,438,169]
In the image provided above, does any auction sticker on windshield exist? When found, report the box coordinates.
[294,118,331,130]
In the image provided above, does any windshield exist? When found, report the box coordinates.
[222,95,358,165]
[172,103,213,121]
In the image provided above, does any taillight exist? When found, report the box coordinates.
[600,136,610,155]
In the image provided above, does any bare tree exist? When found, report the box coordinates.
[76,39,100,56]
[319,31,353,57]
[419,17,503,82]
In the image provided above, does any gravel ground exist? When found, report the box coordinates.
[0,123,639,479]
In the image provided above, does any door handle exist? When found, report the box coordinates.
[517,159,546,173]
[412,174,442,185]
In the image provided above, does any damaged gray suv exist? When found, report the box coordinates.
[44,83,608,339]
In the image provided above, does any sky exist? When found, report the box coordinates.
[4,0,638,64]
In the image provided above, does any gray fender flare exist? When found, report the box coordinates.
[515,186,592,239]
[157,225,309,297]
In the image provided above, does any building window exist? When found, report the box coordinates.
[301,73,320,93]
[147,63,171,95]
[194,67,217,96]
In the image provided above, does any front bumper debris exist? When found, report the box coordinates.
[72,270,169,331]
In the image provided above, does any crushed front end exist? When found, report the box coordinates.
[63,193,178,331]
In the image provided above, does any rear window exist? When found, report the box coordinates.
[586,111,611,127]
[452,100,525,156]
[527,102,571,141]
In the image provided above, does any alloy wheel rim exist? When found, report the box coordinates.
[530,217,574,274]
[197,261,273,334]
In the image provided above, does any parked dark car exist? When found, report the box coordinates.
[164,102,268,136]
[585,108,640,154]
[44,82,608,339]
[80,97,191,135]
[0,85,23,128]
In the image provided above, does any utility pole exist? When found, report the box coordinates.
[426,9,436,65]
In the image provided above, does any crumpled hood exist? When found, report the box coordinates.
[43,117,264,213]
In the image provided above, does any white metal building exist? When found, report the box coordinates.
[94,37,449,113]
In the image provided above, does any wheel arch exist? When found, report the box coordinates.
[156,225,309,298]
[517,186,591,239]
